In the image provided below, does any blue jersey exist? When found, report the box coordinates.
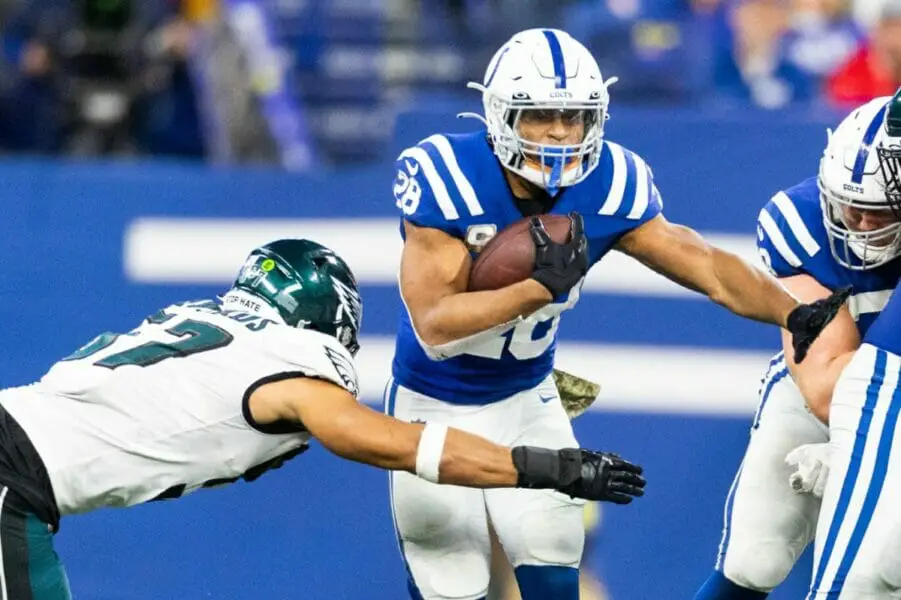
[390,130,663,404]
[757,177,901,338]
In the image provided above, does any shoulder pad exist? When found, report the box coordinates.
[393,134,485,235]
[594,142,663,224]
[756,188,824,277]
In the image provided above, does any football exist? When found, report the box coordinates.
[468,214,573,291]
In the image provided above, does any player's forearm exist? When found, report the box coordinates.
[709,247,798,327]
[315,406,517,486]
[415,279,551,346]
[435,428,518,487]
[319,409,517,487]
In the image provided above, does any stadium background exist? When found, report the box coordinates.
[1,0,897,598]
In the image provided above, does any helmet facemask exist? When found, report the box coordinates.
[468,83,609,196]
[819,173,901,270]
[879,143,901,220]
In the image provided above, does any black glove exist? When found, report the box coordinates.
[786,285,852,364]
[511,446,646,504]
[530,212,589,300]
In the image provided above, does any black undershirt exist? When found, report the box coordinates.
[502,168,564,217]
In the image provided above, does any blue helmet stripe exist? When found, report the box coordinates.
[852,103,889,184]
[542,30,566,89]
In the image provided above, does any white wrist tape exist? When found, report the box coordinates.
[415,423,448,483]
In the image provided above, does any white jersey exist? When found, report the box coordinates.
[0,299,359,516]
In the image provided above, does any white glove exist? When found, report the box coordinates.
[785,443,831,498]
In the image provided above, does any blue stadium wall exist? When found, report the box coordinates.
[0,108,843,599]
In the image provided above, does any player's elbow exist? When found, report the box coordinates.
[413,310,458,350]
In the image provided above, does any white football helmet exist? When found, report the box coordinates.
[461,29,616,194]
[819,93,901,270]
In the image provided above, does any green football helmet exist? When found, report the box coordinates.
[230,239,363,355]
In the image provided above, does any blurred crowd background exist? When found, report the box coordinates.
[1,0,899,167]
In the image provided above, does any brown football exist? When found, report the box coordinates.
[468,214,573,291]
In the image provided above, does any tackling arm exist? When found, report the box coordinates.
[778,274,859,424]
[248,376,647,503]
[251,376,519,486]
[401,220,552,347]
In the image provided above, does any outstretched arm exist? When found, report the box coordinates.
[615,214,851,362]
[616,214,799,325]
[248,377,646,503]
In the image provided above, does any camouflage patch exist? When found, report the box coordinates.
[553,368,601,420]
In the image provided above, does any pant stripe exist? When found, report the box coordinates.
[824,351,901,598]
[715,460,744,571]
[752,359,788,431]
[717,359,786,569]
[384,379,425,600]
[808,349,888,598]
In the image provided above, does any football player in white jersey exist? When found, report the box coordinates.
[388,27,850,600]
[0,238,647,600]
[693,93,901,600]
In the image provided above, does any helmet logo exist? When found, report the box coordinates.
[550,90,572,99]
[331,276,362,331]
[237,255,268,287]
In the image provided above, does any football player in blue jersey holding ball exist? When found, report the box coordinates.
[387,28,849,600]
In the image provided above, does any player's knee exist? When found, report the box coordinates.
[392,474,463,544]
[502,493,584,567]
[723,541,796,592]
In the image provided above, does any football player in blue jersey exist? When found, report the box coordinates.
[694,93,901,600]
[387,28,849,600]
[802,91,901,599]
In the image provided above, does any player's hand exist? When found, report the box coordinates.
[786,443,831,498]
[786,285,852,363]
[530,212,589,300]
[511,446,646,504]
[563,450,646,504]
